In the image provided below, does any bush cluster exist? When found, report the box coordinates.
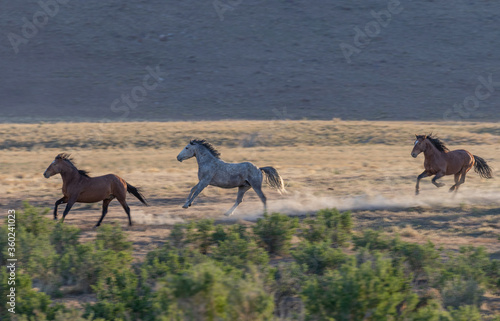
[1,205,500,321]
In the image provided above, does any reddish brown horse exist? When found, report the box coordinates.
[43,153,148,227]
[411,134,492,195]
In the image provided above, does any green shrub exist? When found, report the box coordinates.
[301,208,352,247]
[292,241,348,274]
[448,305,483,321]
[352,229,392,251]
[186,219,216,254]
[76,242,134,293]
[212,233,269,270]
[85,268,150,321]
[253,213,298,255]
[13,310,106,321]
[16,202,55,237]
[50,223,81,255]
[406,298,453,321]
[441,277,484,309]
[211,224,228,246]
[229,223,249,241]
[441,246,499,291]
[488,259,500,290]
[0,269,63,320]
[390,240,441,283]
[10,204,60,294]
[95,223,133,252]
[170,223,186,248]
[302,255,419,320]
[161,262,274,321]
[144,242,205,279]
[273,262,306,320]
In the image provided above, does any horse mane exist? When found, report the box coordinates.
[190,139,221,159]
[424,134,449,152]
[56,153,91,177]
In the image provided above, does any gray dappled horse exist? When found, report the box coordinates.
[177,139,286,216]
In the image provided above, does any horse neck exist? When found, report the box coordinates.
[195,146,219,168]
[423,141,442,159]
[59,163,81,184]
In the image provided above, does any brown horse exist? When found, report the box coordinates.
[411,134,492,195]
[43,153,148,227]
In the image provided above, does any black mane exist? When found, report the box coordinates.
[190,139,221,159]
[56,153,91,177]
[418,134,449,152]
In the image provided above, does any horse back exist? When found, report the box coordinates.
[75,174,127,202]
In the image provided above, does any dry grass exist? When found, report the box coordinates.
[0,120,499,258]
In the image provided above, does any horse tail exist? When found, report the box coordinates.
[473,155,493,179]
[126,183,149,205]
[259,167,286,194]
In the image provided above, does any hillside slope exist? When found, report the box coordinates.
[1,0,500,122]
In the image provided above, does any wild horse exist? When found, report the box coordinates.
[177,139,286,216]
[411,134,492,195]
[43,153,148,226]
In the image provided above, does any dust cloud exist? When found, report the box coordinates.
[228,189,500,220]
[132,210,185,225]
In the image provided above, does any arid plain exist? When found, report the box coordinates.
[1,120,499,259]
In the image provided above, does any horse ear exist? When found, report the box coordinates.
[415,134,418,138]
[189,140,194,145]
[423,135,427,139]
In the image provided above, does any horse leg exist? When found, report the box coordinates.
[185,183,199,204]
[61,196,77,224]
[225,185,251,216]
[54,197,67,220]
[416,171,429,195]
[432,172,446,188]
[249,181,267,213]
[183,180,209,208]
[449,173,460,193]
[455,169,469,191]
[117,197,132,226]
[95,198,113,227]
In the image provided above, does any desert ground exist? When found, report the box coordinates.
[1,120,499,261]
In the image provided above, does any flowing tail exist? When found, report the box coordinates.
[260,167,286,194]
[126,183,149,205]
[473,155,493,179]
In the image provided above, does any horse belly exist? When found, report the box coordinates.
[210,173,246,188]
[76,185,113,203]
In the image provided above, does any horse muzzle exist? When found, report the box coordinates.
[177,156,183,162]
[43,171,50,178]
[411,153,418,158]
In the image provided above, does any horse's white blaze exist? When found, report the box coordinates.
[414,140,419,146]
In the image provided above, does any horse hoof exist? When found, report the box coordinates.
[224,212,233,217]
[182,204,189,209]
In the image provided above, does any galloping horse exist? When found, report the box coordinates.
[43,153,148,226]
[411,134,492,195]
[176,139,286,216]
